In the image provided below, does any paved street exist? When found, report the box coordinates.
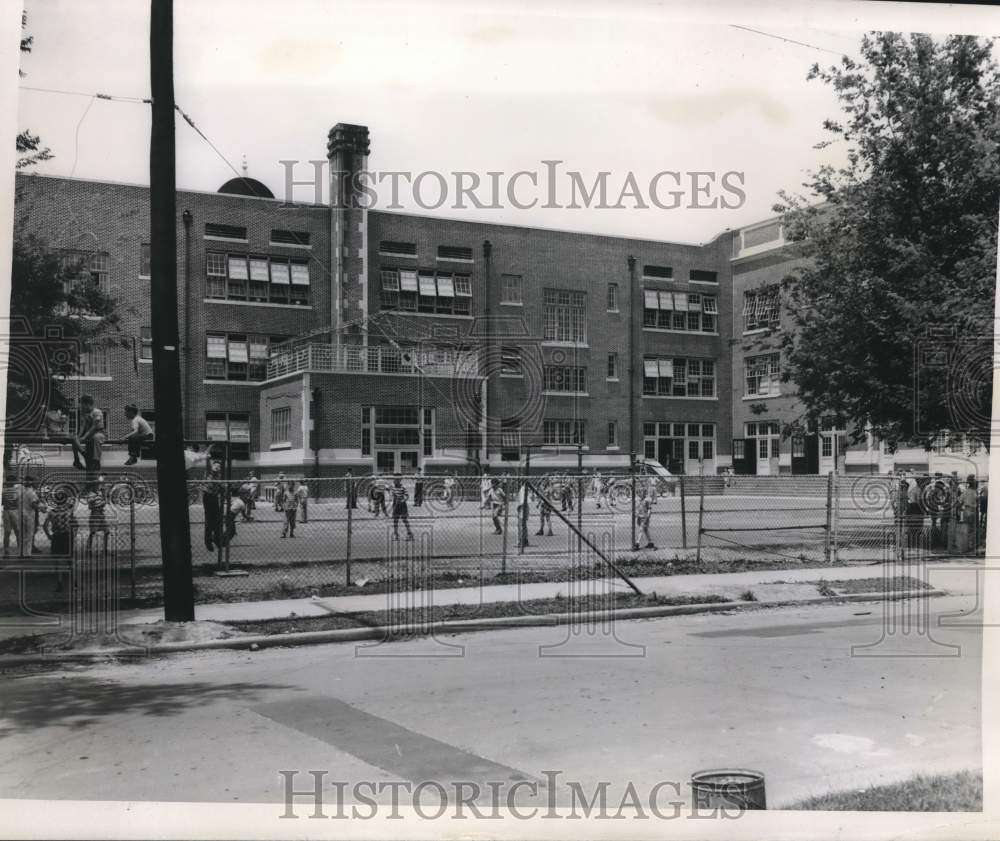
[0,595,981,809]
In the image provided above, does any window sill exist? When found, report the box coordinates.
[606,446,621,451]
[139,359,152,365]
[500,373,524,379]
[378,251,418,259]
[500,301,523,307]
[139,274,150,280]
[204,235,248,244]
[436,257,475,264]
[689,279,719,286]
[66,375,112,382]
[543,391,589,398]
[742,393,782,401]
[269,442,292,450]
[641,395,717,401]
[606,309,620,314]
[541,341,589,349]
[202,379,261,386]
[742,327,779,336]
[642,327,718,336]
[268,242,311,250]
[606,377,620,383]
[379,311,473,319]
[204,299,312,310]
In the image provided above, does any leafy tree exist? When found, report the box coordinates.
[16,12,52,170]
[776,33,1000,452]
[6,225,125,438]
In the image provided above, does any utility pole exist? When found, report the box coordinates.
[150,0,194,621]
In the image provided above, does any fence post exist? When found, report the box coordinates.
[576,445,583,557]
[823,471,833,563]
[501,475,510,575]
[345,476,353,588]
[695,473,705,564]
[222,441,232,572]
[630,452,638,551]
[680,474,687,549]
[129,482,136,602]
[519,450,531,553]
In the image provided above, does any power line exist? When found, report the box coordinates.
[173,103,271,200]
[19,84,151,104]
[729,24,849,58]
[69,96,95,178]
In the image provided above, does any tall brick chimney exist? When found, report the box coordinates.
[327,123,370,343]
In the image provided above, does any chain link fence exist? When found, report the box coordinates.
[1,468,987,610]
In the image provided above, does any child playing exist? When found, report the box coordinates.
[86,482,110,554]
[535,487,554,536]
[123,404,154,466]
[489,478,506,535]
[636,489,655,549]
[389,474,414,541]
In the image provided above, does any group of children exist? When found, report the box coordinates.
[1,474,114,561]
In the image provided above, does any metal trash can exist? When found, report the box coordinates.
[691,769,766,811]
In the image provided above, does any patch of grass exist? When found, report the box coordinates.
[785,770,982,812]
[739,589,757,602]
[229,592,732,636]
[818,576,930,595]
[816,579,837,598]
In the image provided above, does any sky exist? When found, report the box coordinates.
[14,0,1000,243]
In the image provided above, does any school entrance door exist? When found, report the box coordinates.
[375,450,420,474]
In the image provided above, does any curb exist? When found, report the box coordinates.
[0,589,944,668]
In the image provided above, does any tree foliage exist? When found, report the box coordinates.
[7,227,125,433]
[777,33,1000,451]
[16,13,52,170]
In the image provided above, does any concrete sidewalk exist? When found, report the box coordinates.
[113,560,980,625]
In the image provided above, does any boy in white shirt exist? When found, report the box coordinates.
[123,404,153,465]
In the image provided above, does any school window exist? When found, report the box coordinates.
[689,269,718,284]
[792,436,805,458]
[501,418,521,461]
[544,366,587,393]
[204,223,247,241]
[543,419,586,446]
[205,412,251,458]
[88,253,110,293]
[422,408,434,456]
[379,240,417,257]
[379,267,471,315]
[607,421,618,447]
[271,407,291,445]
[745,352,780,396]
[205,333,283,381]
[543,288,587,343]
[78,345,109,378]
[501,346,522,376]
[438,245,474,261]
[205,251,310,306]
[361,407,371,456]
[500,274,523,305]
[140,243,151,277]
[607,352,619,379]
[643,265,673,279]
[269,229,311,247]
[643,289,717,332]
[139,327,152,361]
[606,283,618,311]
[743,285,780,331]
[642,357,715,398]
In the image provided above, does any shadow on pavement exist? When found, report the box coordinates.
[0,676,294,737]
